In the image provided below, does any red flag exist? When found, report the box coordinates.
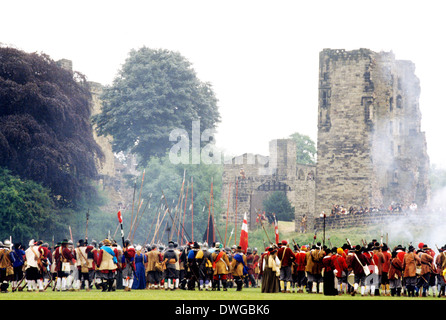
[239,212,249,253]
[117,210,123,224]
[274,215,279,244]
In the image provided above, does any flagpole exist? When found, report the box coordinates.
[206,178,213,244]
[234,177,239,246]
[191,176,194,242]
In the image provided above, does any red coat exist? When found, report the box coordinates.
[54,246,76,272]
[294,251,306,272]
[277,246,295,267]
[121,247,136,269]
[388,257,403,280]
[332,254,348,278]
[381,250,391,273]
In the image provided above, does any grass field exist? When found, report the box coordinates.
[0,287,441,301]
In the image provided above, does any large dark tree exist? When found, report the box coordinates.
[93,47,220,166]
[0,47,103,205]
[263,191,295,222]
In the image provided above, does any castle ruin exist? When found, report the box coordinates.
[222,48,431,232]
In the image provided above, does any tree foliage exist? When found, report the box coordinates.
[289,132,316,165]
[93,47,221,166]
[119,152,223,245]
[0,47,103,205]
[263,191,295,222]
[0,167,59,243]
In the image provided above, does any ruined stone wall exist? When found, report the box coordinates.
[222,139,316,231]
[89,81,116,178]
[316,49,376,217]
[315,49,430,219]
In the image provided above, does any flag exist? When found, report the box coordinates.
[239,212,249,253]
[203,213,218,245]
[274,215,279,244]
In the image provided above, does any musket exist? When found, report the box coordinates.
[312,229,317,246]
[258,214,272,245]
[346,238,353,249]
[12,274,26,292]
[292,238,300,251]
[43,268,53,291]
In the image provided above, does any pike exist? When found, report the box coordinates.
[132,193,153,242]
[85,209,90,241]
[144,195,164,247]
[227,228,234,247]
[129,180,137,238]
[161,190,192,243]
[179,185,189,244]
[224,182,231,247]
[131,169,146,237]
[171,170,186,242]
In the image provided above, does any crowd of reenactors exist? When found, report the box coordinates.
[1,236,445,298]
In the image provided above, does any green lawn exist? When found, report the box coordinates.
[0,287,440,301]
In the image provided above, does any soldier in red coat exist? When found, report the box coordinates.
[277,240,295,293]
[37,241,51,291]
[245,248,257,288]
[54,239,76,291]
[379,244,392,296]
[332,247,348,295]
[121,239,136,291]
[294,245,307,293]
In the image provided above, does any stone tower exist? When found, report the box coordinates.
[315,48,430,216]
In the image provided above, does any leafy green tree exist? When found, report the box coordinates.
[289,132,316,165]
[263,191,295,222]
[93,47,220,166]
[0,47,103,206]
[0,167,60,243]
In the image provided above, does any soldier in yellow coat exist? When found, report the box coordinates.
[211,242,230,291]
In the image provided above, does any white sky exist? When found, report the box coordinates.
[1,0,446,167]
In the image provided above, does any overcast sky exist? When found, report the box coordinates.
[2,0,445,167]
